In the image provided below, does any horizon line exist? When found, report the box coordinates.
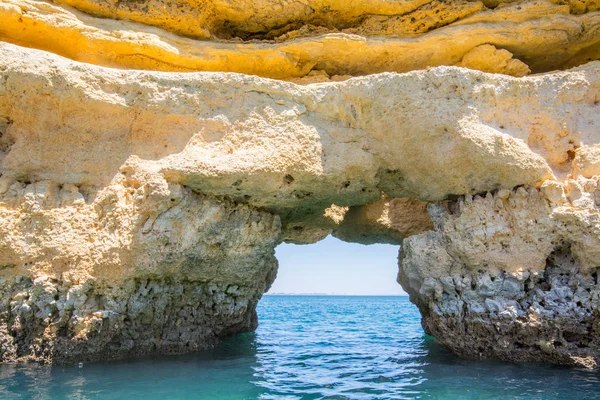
[265,293,409,296]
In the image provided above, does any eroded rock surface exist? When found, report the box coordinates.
[0,168,279,362]
[0,0,598,78]
[0,277,264,363]
[0,0,599,367]
[399,183,600,368]
[333,197,433,245]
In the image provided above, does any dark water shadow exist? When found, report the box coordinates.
[0,333,264,400]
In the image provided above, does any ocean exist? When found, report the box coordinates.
[1,295,599,399]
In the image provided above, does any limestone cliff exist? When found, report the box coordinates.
[0,0,599,366]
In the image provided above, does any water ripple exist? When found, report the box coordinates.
[0,296,599,399]
[251,296,431,399]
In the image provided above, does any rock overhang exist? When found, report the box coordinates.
[0,0,598,80]
[4,42,596,244]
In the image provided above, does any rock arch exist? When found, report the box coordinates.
[0,0,599,366]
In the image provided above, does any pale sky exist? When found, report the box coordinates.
[268,235,408,295]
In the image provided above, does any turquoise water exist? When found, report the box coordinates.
[1,295,600,399]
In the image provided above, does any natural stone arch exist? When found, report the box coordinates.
[0,42,600,368]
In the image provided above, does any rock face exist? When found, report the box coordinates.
[399,185,600,368]
[0,0,599,366]
[0,177,279,362]
[1,0,599,78]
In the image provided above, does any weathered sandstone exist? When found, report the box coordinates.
[0,0,599,78]
[399,183,600,368]
[333,197,433,245]
[0,171,279,362]
[0,0,599,367]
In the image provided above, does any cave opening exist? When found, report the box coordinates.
[268,235,406,296]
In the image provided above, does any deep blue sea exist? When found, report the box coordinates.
[1,295,600,399]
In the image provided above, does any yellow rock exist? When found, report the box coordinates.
[0,0,598,79]
[457,44,531,77]
[572,145,600,178]
[333,197,434,244]
[51,0,600,39]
